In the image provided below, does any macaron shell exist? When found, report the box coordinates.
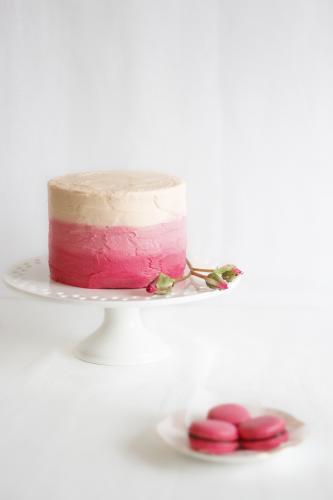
[239,415,286,441]
[189,419,238,442]
[241,431,289,451]
[189,436,239,455]
[208,404,251,425]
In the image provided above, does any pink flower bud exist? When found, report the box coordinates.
[231,266,242,276]
[205,271,229,290]
[146,281,157,294]
[146,273,175,295]
[216,264,243,283]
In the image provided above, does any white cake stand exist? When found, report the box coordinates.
[4,256,238,366]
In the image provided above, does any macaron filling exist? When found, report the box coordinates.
[189,433,238,443]
[241,429,287,442]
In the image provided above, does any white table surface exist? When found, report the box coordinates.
[0,296,332,500]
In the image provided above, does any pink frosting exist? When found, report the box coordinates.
[49,218,186,289]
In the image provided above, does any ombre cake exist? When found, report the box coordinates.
[48,171,186,289]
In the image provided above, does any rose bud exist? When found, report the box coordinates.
[216,265,243,283]
[205,271,229,290]
[146,273,175,295]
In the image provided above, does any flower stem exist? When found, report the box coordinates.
[185,258,212,280]
[174,259,205,283]
[190,270,209,280]
[186,258,193,270]
[192,267,214,273]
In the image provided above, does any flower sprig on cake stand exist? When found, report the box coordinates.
[146,259,242,295]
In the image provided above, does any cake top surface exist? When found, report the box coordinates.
[48,171,184,194]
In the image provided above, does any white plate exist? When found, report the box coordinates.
[157,406,305,464]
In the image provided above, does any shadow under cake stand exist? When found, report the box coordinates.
[4,256,235,366]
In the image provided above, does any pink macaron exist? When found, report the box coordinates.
[208,403,251,426]
[189,419,239,455]
[239,415,288,451]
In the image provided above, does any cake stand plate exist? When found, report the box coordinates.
[4,256,236,366]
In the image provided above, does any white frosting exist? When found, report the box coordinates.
[48,170,186,227]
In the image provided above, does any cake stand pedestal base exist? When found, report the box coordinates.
[75,307,171,366]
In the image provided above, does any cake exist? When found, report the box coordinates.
[48,171,186,289]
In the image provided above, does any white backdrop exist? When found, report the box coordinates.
[1,0,333,303]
